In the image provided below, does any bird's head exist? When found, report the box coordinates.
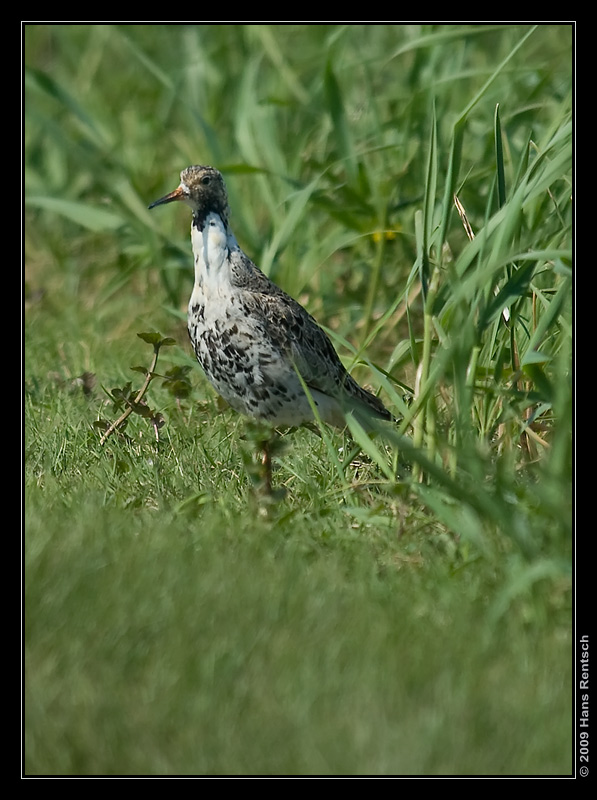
[149,165,230,227]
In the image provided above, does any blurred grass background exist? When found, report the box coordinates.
[24,24,572,776]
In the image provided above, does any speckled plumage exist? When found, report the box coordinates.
[149,165,391,429]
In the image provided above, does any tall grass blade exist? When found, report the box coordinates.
[494,104,507,209]
[324,59,357,183]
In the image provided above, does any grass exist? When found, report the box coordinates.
[24,24,573,776]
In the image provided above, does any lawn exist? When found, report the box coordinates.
[24,23,573,776]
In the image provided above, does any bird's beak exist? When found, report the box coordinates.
[148,185,185,209]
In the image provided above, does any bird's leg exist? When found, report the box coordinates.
[261,437,273,494]
[242,420,279,494]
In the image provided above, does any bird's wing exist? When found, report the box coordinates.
[230,251,390,420]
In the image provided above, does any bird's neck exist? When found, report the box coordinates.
[190,210,236,295]
[191,201,229,232]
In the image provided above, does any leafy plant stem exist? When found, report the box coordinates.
[99,338,162,445]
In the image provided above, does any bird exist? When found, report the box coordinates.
[149,165,391,487]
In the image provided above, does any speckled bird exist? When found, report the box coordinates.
[149,165,391,432]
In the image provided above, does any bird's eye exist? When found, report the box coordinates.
[201,176,211,185]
